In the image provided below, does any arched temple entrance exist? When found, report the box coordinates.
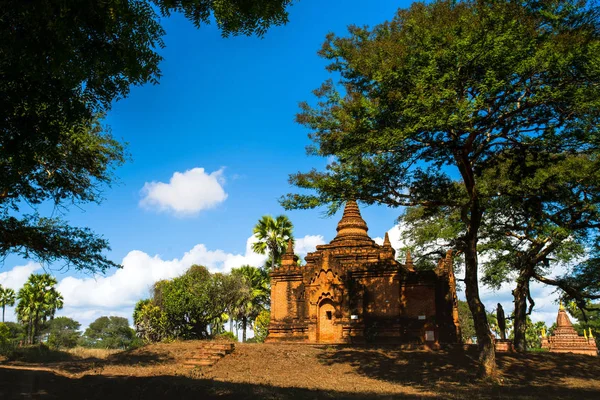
[318,299,336,342]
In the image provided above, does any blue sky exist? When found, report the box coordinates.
[0,0,565,330]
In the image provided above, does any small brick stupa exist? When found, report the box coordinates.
[541,304,598,356]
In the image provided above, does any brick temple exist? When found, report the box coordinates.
[266,200,461,344]
[541,304,598,356]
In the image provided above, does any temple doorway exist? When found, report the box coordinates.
[318,299,336,342]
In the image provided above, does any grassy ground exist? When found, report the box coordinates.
[1,342,599,399]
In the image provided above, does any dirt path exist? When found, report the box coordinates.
[1,343,599,399]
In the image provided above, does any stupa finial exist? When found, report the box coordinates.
[383,232,391,247]
[286,239,294,255]
[334,199,370,239]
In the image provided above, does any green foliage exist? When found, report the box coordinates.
[1,0,292,273]
[133,264,270,343]
[134,265,253,342]
[232,266,270,342]
[280,0,600,376]
[568,301,600,349]
[253,310,270,343]
[457,300,476,343]
[82,316,136,349]
[0,285,16,323]
[44,317,81,349]
[0,323,10,346]
[2,322,25,344]
[213,331,237,342]
[133,299,169,343]
[154,0,292,37]
[399,205,465,271]
[16,274,64,344]
[252,215,294,272]
[507,316,547,350]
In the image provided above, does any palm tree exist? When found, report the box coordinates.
[231,266,270,342]
[251,215,294,272]
[0,285,16,322]
[16,274,64,344]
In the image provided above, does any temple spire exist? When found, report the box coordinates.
[333,200,371,242]
[383,232,391,247]
[405,249,414,271]
[285,239,294,255]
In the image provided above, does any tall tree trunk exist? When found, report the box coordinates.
[242,317,247,342]
[513,268,531,352]
[455,150,497,380]
[28,319,33,345]
[464,238,497,379]
[2,305,4,323]
[33,310,39,344]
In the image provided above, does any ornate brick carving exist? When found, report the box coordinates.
[266,200,461,345]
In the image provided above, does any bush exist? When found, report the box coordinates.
[213,331,237,342]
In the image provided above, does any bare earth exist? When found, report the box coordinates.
[1,342,599,399]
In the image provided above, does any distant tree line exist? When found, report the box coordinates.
[0,275,138,352]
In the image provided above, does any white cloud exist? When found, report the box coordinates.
[0,262,42,290]
[0,262,43,322]
[52,234,323,327]
[140,167,227,216]
[295,235,325,258]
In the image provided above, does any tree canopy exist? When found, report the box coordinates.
[252,215,294,272]
[1,0,293,273]
[281,0,600,378]
[16,274,64,344]
[82,316,136,349]
[44,316,81,349]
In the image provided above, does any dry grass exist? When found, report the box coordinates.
[1,341,599,399]
[65,347,120,359]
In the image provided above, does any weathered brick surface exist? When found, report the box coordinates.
[266,201,461,345]
[541,307,598,356]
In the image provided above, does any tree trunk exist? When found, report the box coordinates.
[464,241,497,379]
[2,306,4,323]
[33,310,39,344]
[242,317,247,342]
[513,269,530,352]
[461,195,498,379]
[454,149,498,380]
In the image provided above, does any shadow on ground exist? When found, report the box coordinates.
[316,345,600,399]
[0,367,426,400]
[2,346,175,374]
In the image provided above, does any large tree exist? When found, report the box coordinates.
[399,153,600,352]
[281,0,600,378]
[44,316,82,349]
[1,0,293,273]
[82,316,136,349]
[15,274,64,344]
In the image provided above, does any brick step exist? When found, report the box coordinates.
[183,359,216,367]
[199,343,234,348]
[187,355,224,361]
[192,350,227,355]
[182,342,235,369]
